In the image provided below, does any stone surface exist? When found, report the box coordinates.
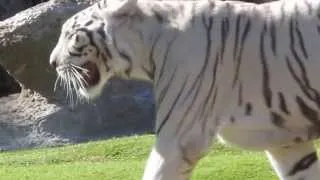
[0,1,51,97]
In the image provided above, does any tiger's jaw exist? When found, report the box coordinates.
[78,61,111,99]
[55,60,110,100]
[80,62,100,88]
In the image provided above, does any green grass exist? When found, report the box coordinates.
[0,135,278,180]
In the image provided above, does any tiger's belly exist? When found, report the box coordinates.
[216,91,320,150]
[217,116,319,151]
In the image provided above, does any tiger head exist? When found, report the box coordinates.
[50,0,152,100]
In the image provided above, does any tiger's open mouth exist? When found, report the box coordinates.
[80,62,100,88]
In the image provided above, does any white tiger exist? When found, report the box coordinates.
[50,0,320,179]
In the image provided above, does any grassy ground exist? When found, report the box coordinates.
[0,135,279,180]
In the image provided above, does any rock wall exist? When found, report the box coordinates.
[0,0,48,20]
[0,0,49,97]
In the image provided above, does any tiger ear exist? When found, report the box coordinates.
[108,0,138,18]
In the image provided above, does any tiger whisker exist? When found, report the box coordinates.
[53,76,61,92]
[71,64,90,76]
[57,65,91,105]
[69,72,81,105]
[70,67,88,87]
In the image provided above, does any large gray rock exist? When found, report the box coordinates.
[0,0,53,96]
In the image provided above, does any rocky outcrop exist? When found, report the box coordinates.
[0,0,50,97]
[0,0,47,20]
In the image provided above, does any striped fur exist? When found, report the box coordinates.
[50,0,320,179]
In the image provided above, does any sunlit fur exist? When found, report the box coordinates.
[50,0,320,179]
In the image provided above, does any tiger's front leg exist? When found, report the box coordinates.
[142,121,215,180]
[266,141,320,180]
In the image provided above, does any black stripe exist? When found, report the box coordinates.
[287,19,320,109]
[111,30,132,76]
[230,116,235,123]
[97,23,107,40]
[288,152,318,176]
[317,26,320,35]
[232,18,251,87]
[201,88,218,132]
[181,14,213,105]
[238,82,243,106]
[296,96,319,125]
[285,57,311,100]
[68,51,82,57]
[96,24,112,59]
[199,56,220,132]
[91,14,101,20]
[245,102,252,116]
[156,34,178,87]
[197,53,219,120]
[271,112,285,128]
[103,44,112,60]
[97,2,102,9]
[118,51,132,77]
[100,53,110,72]
[98,37,112,64]
[177,14,214,128]
[141,66,154,80]
[156,77,188,135]
[259,24,272,108]
[220,17,230,62]
[269,18,277,56]
[84,20,94,26]
[153,9,165,24]
[193,14,214,120]
[77,28,100,57]
[294,22,308,59]
[233,14,242,60]
[157,67,177,107]
[146,33,162,80]
[278,92,290,114]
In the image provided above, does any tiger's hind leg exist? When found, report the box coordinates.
[266,141,320,180]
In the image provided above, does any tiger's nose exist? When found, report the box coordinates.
[50,59,57,69]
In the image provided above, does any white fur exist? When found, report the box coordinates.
[50,0,320,179]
